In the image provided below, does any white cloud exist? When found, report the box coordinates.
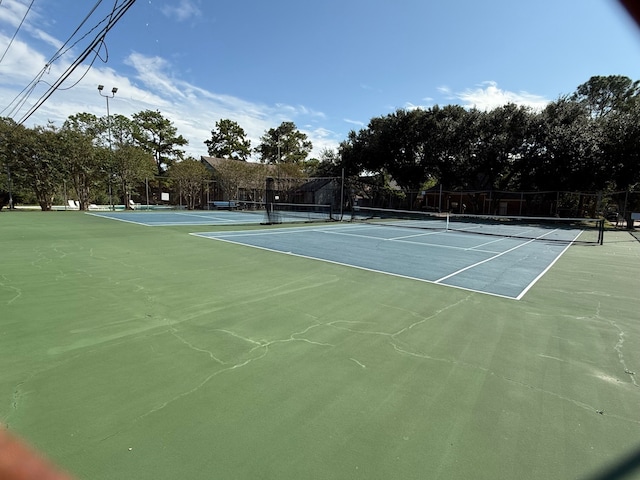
[0,2,341,160]
[437,85,453,98]
[343,118,365,128]
[0,0,31,28]
[0,0,61,51]
[160,0,202,22]
[125,53,186,100]
[455,81,549,111]
[0,39,339,160]
[404,101,433,111]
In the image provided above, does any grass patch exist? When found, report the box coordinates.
[1,211,639,479]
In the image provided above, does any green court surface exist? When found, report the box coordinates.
[1,212,639,480]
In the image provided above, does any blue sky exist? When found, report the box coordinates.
[1,0,640,160]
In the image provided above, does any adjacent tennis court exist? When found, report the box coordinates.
[87,209,268,226]
[192,222,584,300]
[88,202,335,226]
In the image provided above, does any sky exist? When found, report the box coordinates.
[1,0,640,161]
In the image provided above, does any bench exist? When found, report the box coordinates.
[210,201,237,210]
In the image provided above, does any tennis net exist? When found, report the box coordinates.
[238,201,334,224]
[351,206,605,244]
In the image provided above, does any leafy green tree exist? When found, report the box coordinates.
[112,144,156,208]
[600,98,640,226]
[15,124,64,210]
[61,113,103,210]
[339,130,373,178]
[470,104,533,191]
[0,117,26,209]
[255,121,312,164]
[107,114,139,147]
[428,105,479,190]
[168,157,212,209]
[204,119,251,160]
[132,110,188,176]
[526,97,604,192]
[305,148,342,177]
[601,99,640,191]
[362,109,427,193]
[110,114,156,208]
[571,75,640,118]
[210,159,270,201]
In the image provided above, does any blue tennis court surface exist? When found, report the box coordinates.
[192,223,576,300]
[87,210,268,226]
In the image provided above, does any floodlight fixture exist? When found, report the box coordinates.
[97,84,118,211]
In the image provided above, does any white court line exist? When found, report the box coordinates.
[203,224,503,254]
[317,228,502,254]
[515,230,582,300]
[189,232,517,300]
[86,212,256,226]
[339,223,525,252]
[388,230,445,240]
[192,224,575,299]
[85,212,152,226]
[175,212,238,222]
[434,228,564,284]
[469,236,512,250]
[203,227,319,238]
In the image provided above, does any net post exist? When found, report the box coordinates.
[264,177,277,224]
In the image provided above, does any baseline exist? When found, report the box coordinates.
[189,224,571,299]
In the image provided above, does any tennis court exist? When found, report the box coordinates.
[88,203,334,226]
[1,212,638,480]
[87,209,268,226]
[192,223,580,300]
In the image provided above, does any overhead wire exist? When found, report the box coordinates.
[0,0,36,64]
[2,0,137,124]
[52,0,124,92]
[1,0,107,117]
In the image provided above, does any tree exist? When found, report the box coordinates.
[113,145,156,208]
[306,148,342,177]
[204,119,251,160]
[470,104,533,191]
[110,115,156,208]
[211,159,270,202]
[428,105,479,190]
[571,75,640,118]
[168,158,212,210]
[255,121,312,164]
[132,110,188,176]
[61,113,103,210]
[0,117,25,209]
[525,97,605,201]
[339,130,373,178]
[15,124,64,211]
[600,98,640,226]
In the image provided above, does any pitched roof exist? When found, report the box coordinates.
[200,156,276,173]
[294,178,337,192]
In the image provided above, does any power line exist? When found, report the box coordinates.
[3,0,137,124]
[16,0,136,125]
[0,0,36,64]
[1,0,108,117]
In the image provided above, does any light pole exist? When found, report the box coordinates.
[6,166,13,210]
[98,85,118,210]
